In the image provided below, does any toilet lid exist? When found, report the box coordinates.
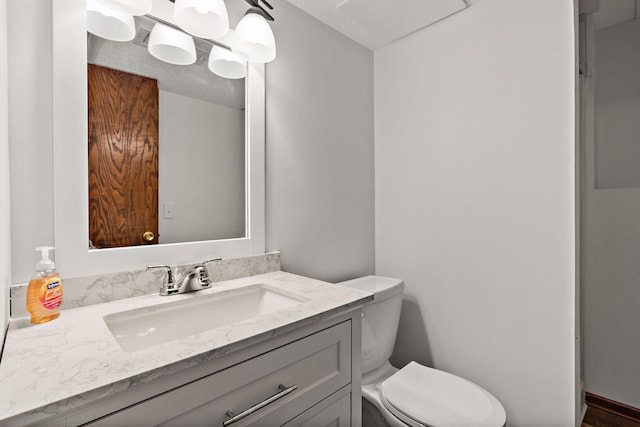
[379,362,506,427]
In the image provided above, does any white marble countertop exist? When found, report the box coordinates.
[0,271,372,425]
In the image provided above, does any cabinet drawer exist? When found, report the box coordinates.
[282,388,351,427]
[86,321,351,426]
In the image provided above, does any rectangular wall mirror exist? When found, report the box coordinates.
[87,17,246,249]
[52,0,265,279]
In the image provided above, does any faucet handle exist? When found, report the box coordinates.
[194,265,211,288]
[147,265,178,295]
[195,258,221,289]
[147,265,174,282]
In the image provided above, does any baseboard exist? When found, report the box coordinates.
[585,392,640,422]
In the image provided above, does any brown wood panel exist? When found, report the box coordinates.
[88,64,159,248]
[583,405,640,427]
[583,393,640,425]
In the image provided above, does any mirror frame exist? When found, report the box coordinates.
[52,0,265,279]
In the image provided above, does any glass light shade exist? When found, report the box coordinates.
[148,23,197,65]
[87,0,135,42]
[95,0,152,16]
[234,12,276,64]
[208,46,247,79]
[174,0,230,39]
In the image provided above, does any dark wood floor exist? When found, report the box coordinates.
[582,406,640,427]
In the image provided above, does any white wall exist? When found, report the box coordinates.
[159,90,245,244]
[583,190,640,407]
[7,0,54,284]
[0,0,11,344]
[582,18,640,409]
[374,0,577,425]
[265,0,375,282]
[594,20,640,189]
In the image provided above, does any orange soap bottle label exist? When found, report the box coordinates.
[40,277,62,310]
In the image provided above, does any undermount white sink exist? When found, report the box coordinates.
[103,284,308,352]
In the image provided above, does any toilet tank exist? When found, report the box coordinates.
[337,276,404,375]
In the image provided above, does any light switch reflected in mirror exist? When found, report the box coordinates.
[87,16,246,250]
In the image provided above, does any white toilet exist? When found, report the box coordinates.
[339,276,506,427]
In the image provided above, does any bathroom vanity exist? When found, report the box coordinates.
[0,271,371,426]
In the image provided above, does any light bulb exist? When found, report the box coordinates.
[87,0,135,42]
[234,11,276,64]
[95,0,152,16]
[174,0,230,39]
[147,23,197,65]
[208,46,247,79]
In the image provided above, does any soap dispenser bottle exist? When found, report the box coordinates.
[26,246,63,324]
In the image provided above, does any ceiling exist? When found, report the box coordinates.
[88,0,476,104]
[285,0,470,51]
[290,0,640,48]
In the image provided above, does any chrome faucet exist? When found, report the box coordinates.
[147,258,222,296]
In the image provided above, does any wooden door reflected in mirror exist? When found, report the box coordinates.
[88,64,159,248]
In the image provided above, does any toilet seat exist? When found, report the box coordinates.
[378,362,506,427]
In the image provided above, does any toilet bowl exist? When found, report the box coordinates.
[338,276,506,427]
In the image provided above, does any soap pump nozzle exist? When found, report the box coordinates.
[35,246,56,271]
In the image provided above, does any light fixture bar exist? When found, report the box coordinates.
[259,0,273,11]
[243,0,274,21]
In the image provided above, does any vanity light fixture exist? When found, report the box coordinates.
[87,0,276,79]
[97,0,153,16]
[148,22,197,65]
[173,0,229,39]
[86,0,136,42]
[208,45,248,79]
[234,7,276,64]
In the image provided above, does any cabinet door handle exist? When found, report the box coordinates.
[223,384,297,426]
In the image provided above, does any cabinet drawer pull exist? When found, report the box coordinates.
[223,384,298,426]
